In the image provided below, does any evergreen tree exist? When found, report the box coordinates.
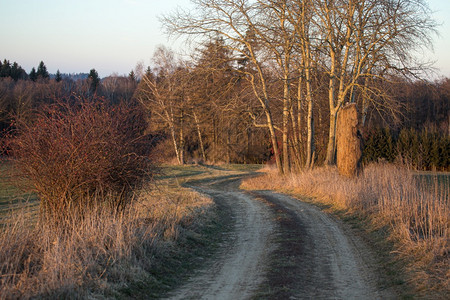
[10,62,21,81]
[144,66,154,80]
[0,59,27,80]
[1,59,11,77]
[419,130,433,169]
[129,70,136,82]
[55,69,62,82]
[29,67,37,82]
[88,68,100,94]
[382,128,396,162]
[36,61,49,79]
[430,134,442,169]
[362,130,377,163]
[440,136,450,170]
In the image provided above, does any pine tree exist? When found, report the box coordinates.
[29,67,37,82]
[129,70,136,82]
[363,129,377,163]
[144,66,154,81]
[88,68,100,94]
[10,62,21,81]
[36,61,49,79]
[0,59,11,77]
[55,69,62,82]
[430,134,441,170]
[419,130,433,169]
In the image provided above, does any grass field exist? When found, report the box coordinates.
[0,160,38,223]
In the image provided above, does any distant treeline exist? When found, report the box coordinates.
[0,59,89,82]
[0,59,138,144]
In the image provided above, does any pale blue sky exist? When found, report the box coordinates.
[0,0,449,78]
[0,0,192,76]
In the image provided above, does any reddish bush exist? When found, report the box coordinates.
[6,96,153,224]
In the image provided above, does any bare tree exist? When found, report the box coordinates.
[311,0,437,165]
[135,46,189,164]
[163,0,285,173]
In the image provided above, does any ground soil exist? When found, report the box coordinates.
[164,174,397,300]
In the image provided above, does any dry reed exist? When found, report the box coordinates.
[241,162,449,297]
[0,185,213,299]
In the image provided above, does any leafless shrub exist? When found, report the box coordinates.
[5,96,153,225]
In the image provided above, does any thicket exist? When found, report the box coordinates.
[363,127,449,171]
[4,96,153,225]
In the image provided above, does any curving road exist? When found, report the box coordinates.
[165,174,395,300]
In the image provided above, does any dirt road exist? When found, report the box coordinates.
[165,174,395,299]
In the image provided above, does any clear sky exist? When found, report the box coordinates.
[0,0,449,78]
[0,0,193,77]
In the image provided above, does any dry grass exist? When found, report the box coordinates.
[0,182,213,299]
[242,162,449,297]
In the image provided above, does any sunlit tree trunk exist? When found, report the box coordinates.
[193,112,207,162]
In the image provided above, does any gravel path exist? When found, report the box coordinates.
[165,174,395,300]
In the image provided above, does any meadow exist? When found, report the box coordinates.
[0,161,38,224]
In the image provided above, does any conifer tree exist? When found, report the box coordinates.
[88,68,100,94]
[0,59,10,77]
[55,69,62,82]
[36,61,49,79]
[129,70,136,82]
[29,67,37,82]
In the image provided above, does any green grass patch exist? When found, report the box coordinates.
[0,160,39,221]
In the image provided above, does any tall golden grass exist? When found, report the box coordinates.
[241,162,449,297]
[0,185,213,299]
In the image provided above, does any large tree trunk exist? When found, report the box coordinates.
[336,103,362,177]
